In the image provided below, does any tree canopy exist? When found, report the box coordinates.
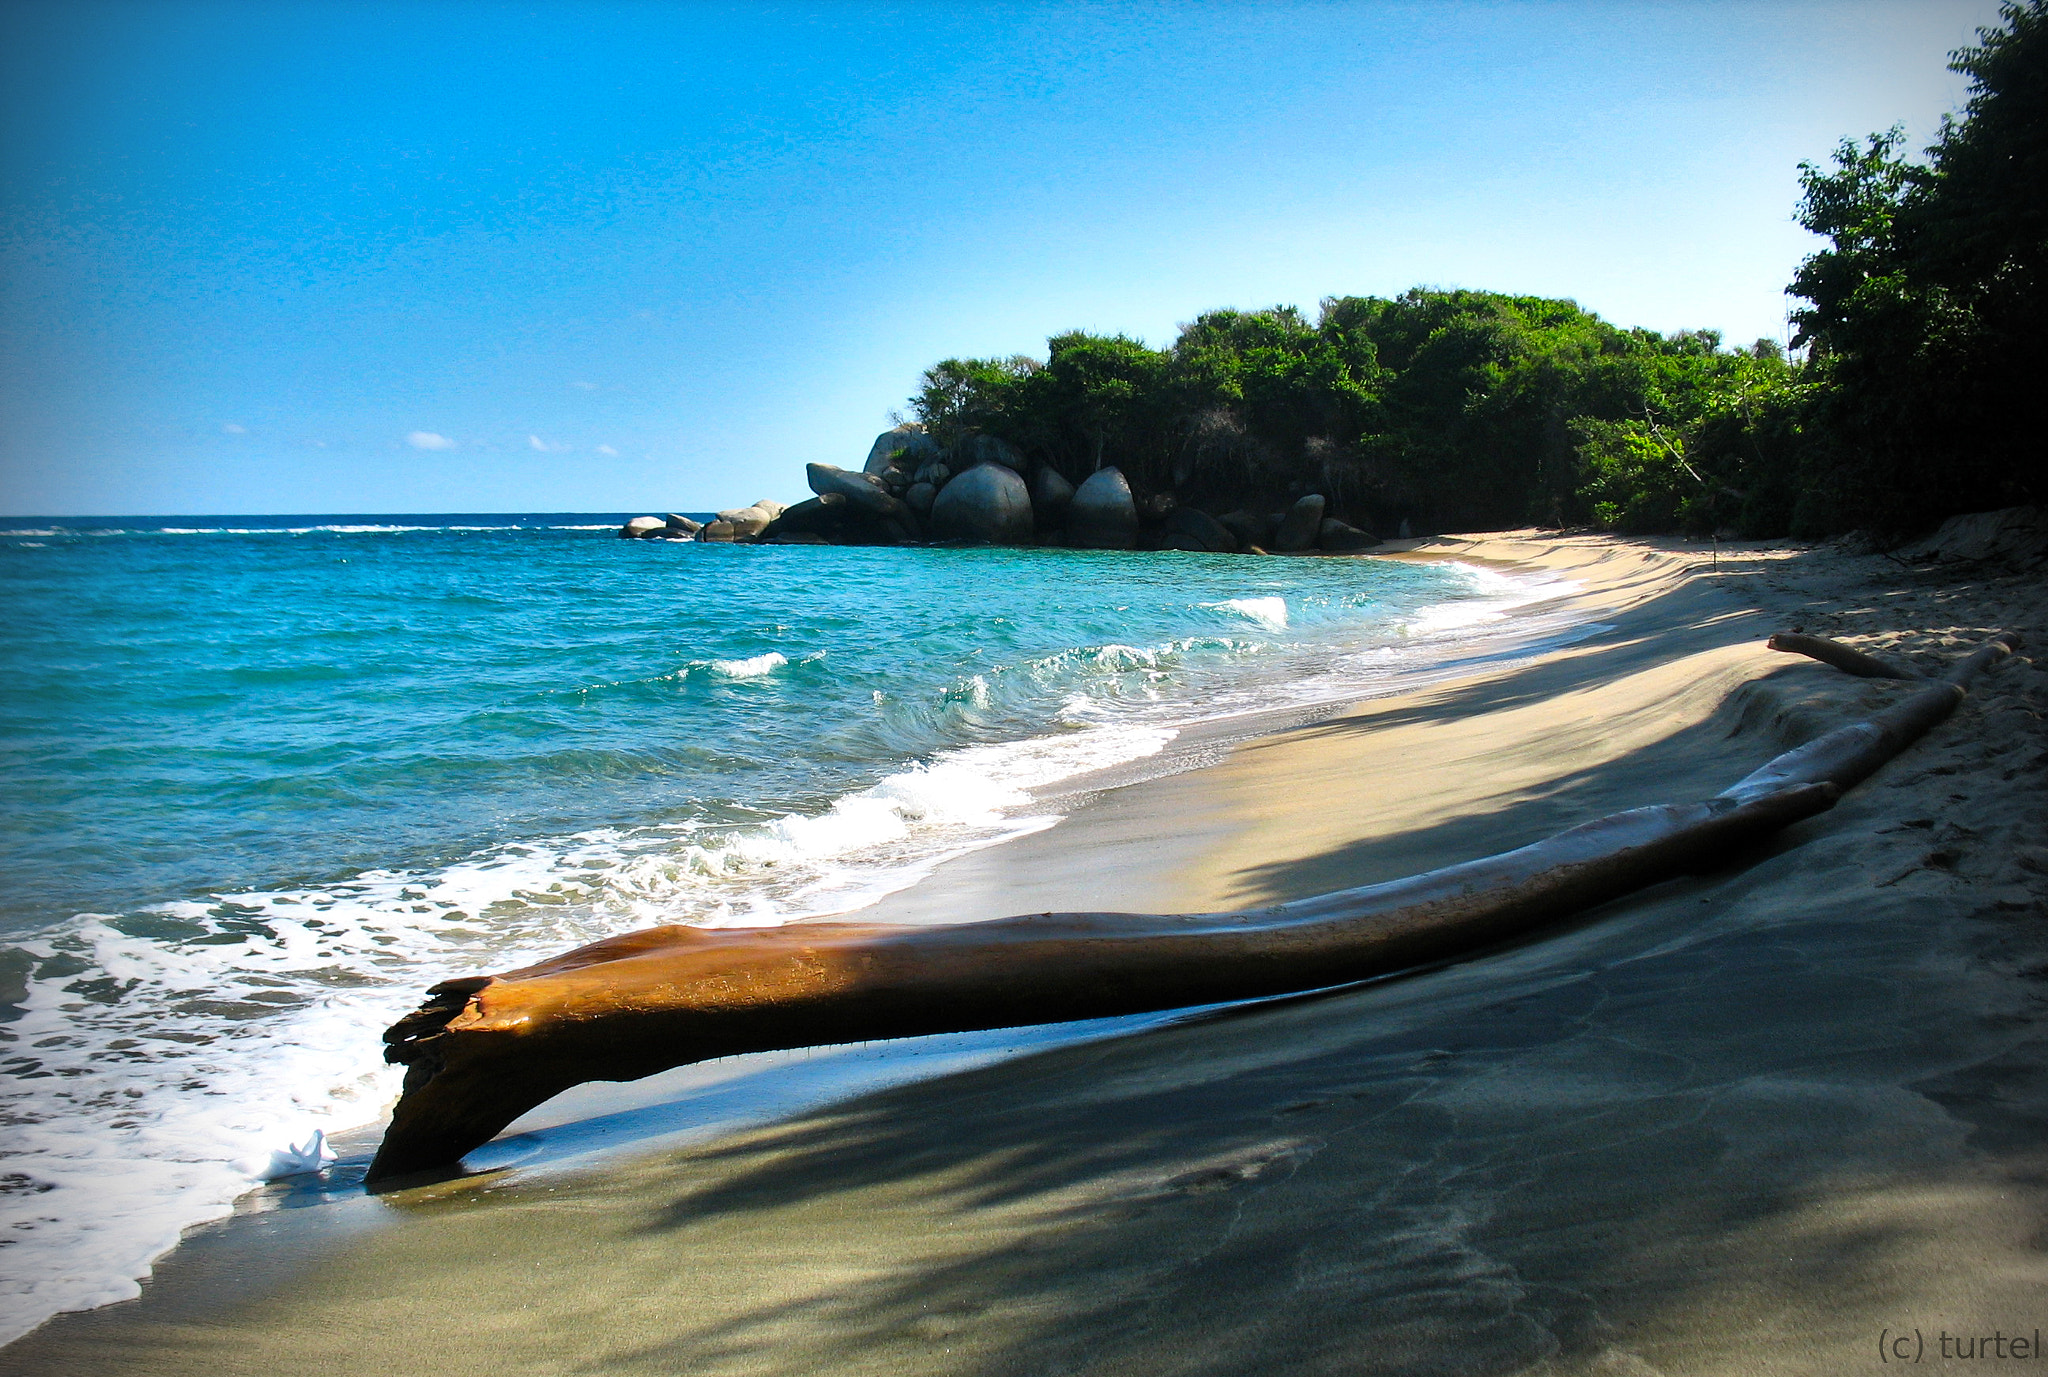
[1789,0,2044,534]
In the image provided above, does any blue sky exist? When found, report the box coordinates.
[0,0,2004,516]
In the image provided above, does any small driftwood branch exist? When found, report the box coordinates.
[363,632,2019,1184]
[1767,631,1920,680]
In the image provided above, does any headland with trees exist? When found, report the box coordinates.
[628,1,2040,554]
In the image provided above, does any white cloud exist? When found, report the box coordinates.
[406,431,455,450]
[595,444,618,456]
[220,422,246,434]
[528,435,549,451]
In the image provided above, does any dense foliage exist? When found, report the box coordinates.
[912,297,1798,536]
[1789,0,2044,535]
[905,3,2040,540]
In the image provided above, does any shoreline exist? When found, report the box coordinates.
[0,536,1571,1348]
[8,532,2045,1374]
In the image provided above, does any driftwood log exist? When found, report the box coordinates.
[1767,631,1919,680]
[365,632,2019,1184]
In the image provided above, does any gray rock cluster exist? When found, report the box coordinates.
[616,501,786,542]
[618,423,1382,555]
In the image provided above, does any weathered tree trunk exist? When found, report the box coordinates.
[365,632,2019,1184]
[1767,631,1919,680]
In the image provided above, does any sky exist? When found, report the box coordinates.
[0,0,2007,516]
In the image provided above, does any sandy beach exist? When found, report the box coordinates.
[7,531,2045,1376]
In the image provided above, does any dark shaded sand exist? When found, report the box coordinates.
[7,534,2046,1376]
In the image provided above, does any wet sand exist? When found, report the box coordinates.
[7,532,2046,1376]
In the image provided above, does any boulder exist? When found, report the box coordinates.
[1216,510,1270,549]
[1066,467,1140,550]
[664,513,703,536]
[762,531,829,545]
[1160,507,1238,553]
[717,506,773,539]
[1031,465,1076,528]
[750,499,788,520]
[696,520,737,543]
[619,516,666,539]
[1273,494,1327,551]
[950,434,1025,474]
[913,460,952,488]
[905,481,938,516]
[807,463,908,518]
[863,425,942,477]
[760,493,846,539]
[929,462,1034,544]
[1317,518,1380,552]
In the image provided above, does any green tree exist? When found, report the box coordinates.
[1789,1,2045,534]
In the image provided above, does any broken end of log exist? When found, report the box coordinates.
[1941,631,2023,686]
[368,1012,586,1187]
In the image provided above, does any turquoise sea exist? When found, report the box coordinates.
[0,514,1570,1339]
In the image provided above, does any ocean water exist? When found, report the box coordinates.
[0,515,1573,1341]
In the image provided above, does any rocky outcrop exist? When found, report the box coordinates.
[1066,468,1140,549]
[716,506,774,539]
[1317,518,1380,552]
[1031,466,1075,530]
[807,463,908,519]
[759,494,844,538]
[929,462,1034,544]
[622,439,1383,559]
[864,425,941,477]
[1273,494,1327,551]
[1216,510,1270,549]
[1156,507,1238,553]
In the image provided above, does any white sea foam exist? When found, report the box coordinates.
[155,524,460,535]
[1403,562,1576,638]
[0,716,1175,1344]
[708,651,788,678]
[1206,596,1289,630]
